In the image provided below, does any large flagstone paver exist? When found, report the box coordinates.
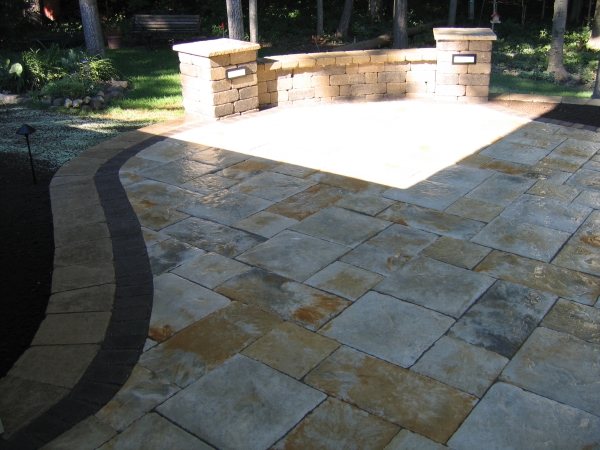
[271,397,399,450]
[181,173,239,194]
[375,256,495,318]
[574,189,600,209]
[172,252,251,289]
[157,354,326,450]
[97,413,211,450]
[305,261,384,301]
[135,205,189,231]
[216,268,350,331]
[178,190,273,226]
[149,273,230,342]
[500,194,591,233]
[382,180,467,211]
[42,416,117,450]
[231,171,316,202]
[137,159,217,185]
[290,206,390,247]
[420,236,491,270]
[320,292,455,367]
[527,179,580,202]
[447,383,600,450]
[215,157,280,181]
[146,238,206,275]
[32,312,112,345]
[236,230,349,282]
[567,168,600,191]
[384,429,446,450]
[265,184,352,221]
[232,211,299,238]
[569,210,600,250]
[377,203,485,240]
[474,250,600,305]
[466,173,536,206]
[95,365,180,432]
[448,280,557,358]
[479,140,555,165]
[305,346,477,444]
[271,162,317,179]
[471,216,571,262]
[500,327,600,416]
[335,191,396,216]
[443,197,504,223]
[242,321,339,379]
[46,284,115,313]
[139,302,281,387]
[187,147,250,167]
[125,180,201,207]
[541,298,600,343]
[426,164,494,190]
[553,244,600,277]
[411,336,508,398]
[135,140,192,163]
[161,217,265,257]
[340,224,437,276]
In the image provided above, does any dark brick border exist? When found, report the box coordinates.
[0,135,165,449]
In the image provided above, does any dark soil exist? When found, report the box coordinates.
[1,99,599,378]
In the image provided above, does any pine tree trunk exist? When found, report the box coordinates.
[369,0,383,23]
[593,57,600,98]
[547,0,572,81]
[591,0,600,41]
[249,0,258,43]
[27,0,43,26]
[79,0,105,58]
[393,0,408,49]
[335,0,354,38]
[570,0,583,22]
[226,0,244,41]
[317,0,324,37]
[448,0,458,26]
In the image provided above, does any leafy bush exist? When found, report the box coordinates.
[0,59,25,93]
[43,76,86,99]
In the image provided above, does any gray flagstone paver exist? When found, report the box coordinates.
[541,298,600,343]
[466,173,536,206]
[382,180,468,211]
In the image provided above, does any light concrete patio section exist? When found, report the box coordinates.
[5,98,600,449]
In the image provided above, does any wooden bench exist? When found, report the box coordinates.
[133,14,202,46]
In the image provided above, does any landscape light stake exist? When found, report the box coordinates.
[16,124,37,185]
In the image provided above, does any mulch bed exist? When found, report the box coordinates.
[1,100,599,378]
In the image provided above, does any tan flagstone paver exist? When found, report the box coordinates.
[541,298,600,343]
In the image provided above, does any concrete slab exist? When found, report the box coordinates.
[320,292,454,367]
[157,354,326,450]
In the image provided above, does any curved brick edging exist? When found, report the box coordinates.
[0,131,170,449]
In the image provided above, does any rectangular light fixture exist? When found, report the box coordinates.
[452,54,477,65]
[226,67,247,79]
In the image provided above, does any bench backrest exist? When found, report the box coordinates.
[133,15,200,34]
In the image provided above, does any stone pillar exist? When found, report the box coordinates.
[433,28,496,103]
[173,38,261,119]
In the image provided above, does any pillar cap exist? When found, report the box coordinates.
[433,28,497,41]
[173,38,261,57]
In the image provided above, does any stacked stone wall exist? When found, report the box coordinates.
[256,49,437,108]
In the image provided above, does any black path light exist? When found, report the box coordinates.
[16,124,37,185]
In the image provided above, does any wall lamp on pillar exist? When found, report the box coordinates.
[16,124,37,185]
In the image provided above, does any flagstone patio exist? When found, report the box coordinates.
[2,99,600,449]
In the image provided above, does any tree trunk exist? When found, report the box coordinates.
[593,57,600,98]
[570,0,583,22]
[335,0,354,38]
[26,0,43,26]
[337,20,445,51]
[393,0,408,49]
[249,0,258,43]
[317,0,324,37]
[226,0,244,41]
[370,0,383,23]
[590,0,600,47]
[448,0,458,26]
[79,0,104,58]
[548,0,572,81]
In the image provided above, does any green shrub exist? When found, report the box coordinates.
[43,76,86,99]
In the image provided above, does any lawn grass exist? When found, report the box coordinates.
[490,73,593,98]
[102,47,184,123]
